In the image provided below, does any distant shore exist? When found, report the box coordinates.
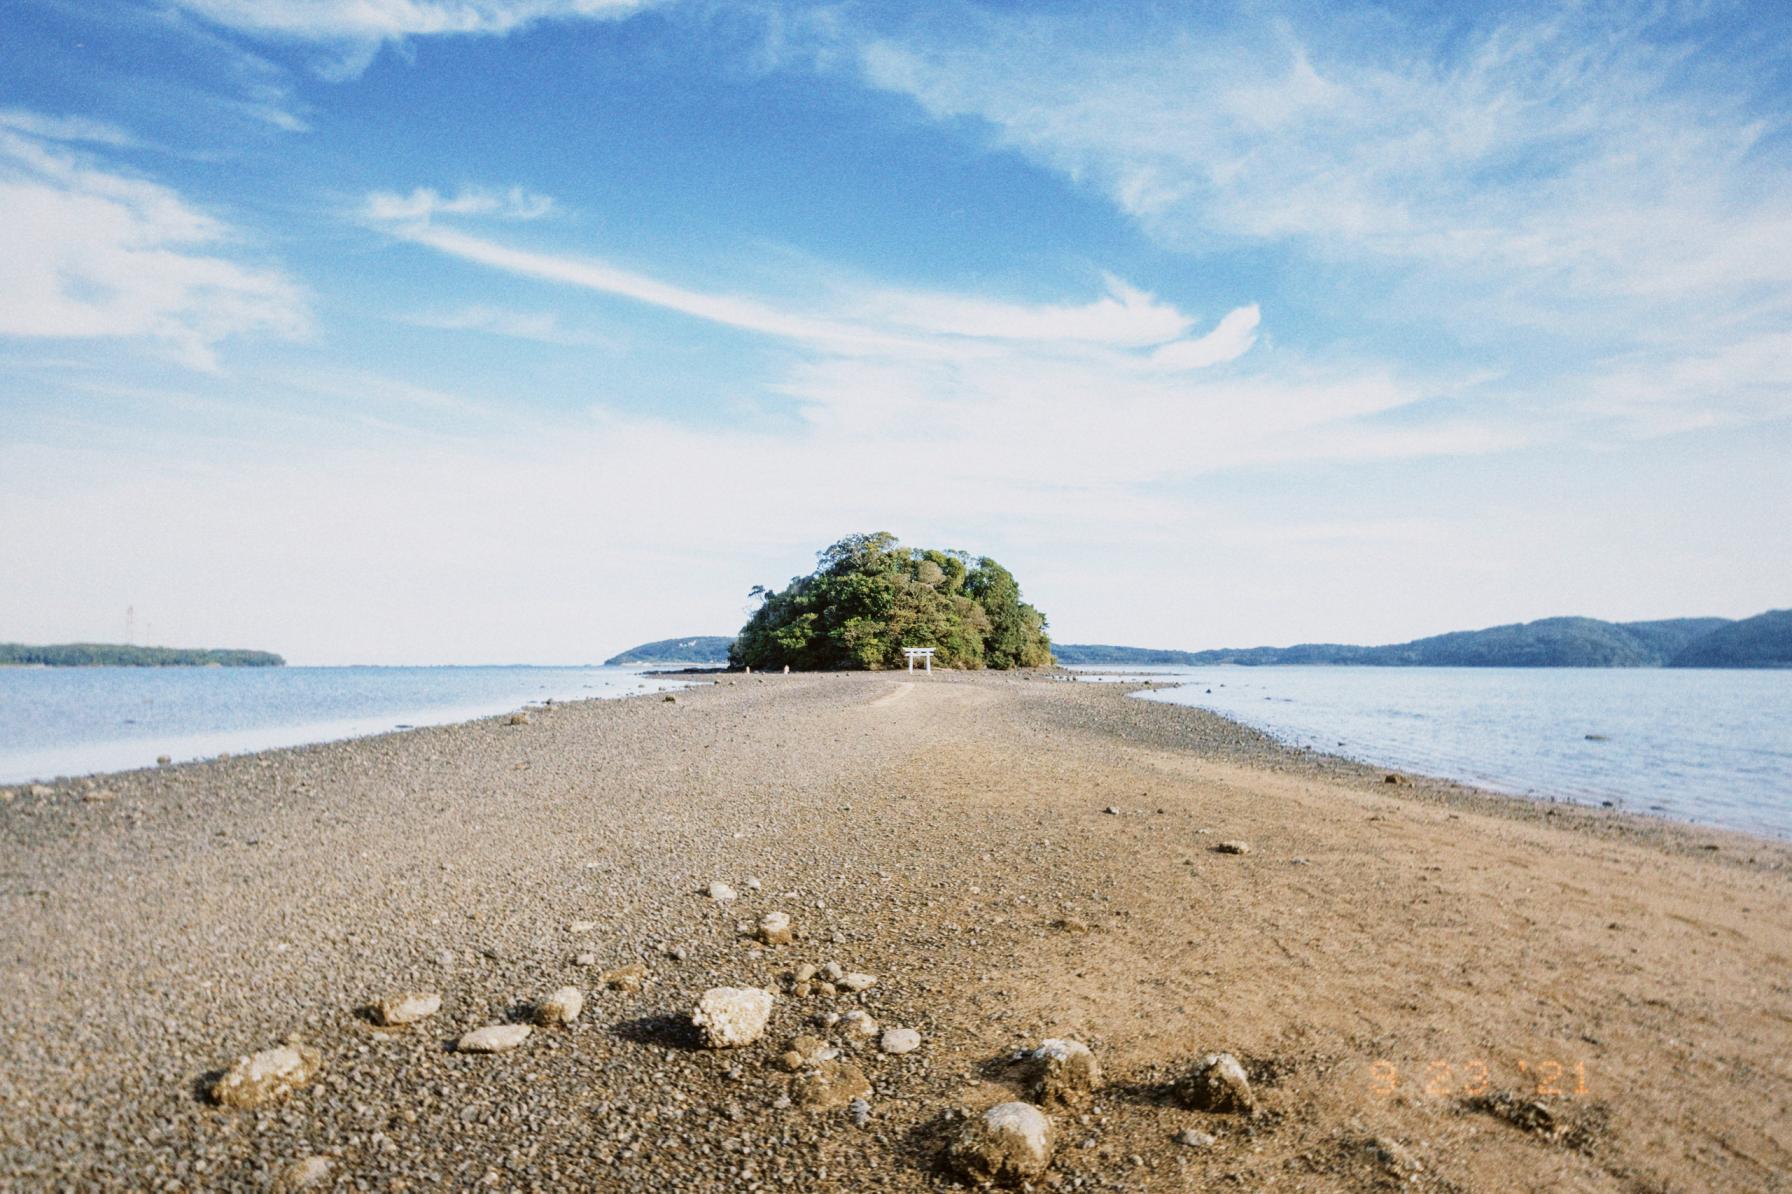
[3,673,1787,1189]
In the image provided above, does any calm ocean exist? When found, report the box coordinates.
[0,665,690,784]
[1120,665,1792,838]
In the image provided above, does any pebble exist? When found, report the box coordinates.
[575,952,601,967]
[457,1024,532,1053]
[600,963,647,992]
[372,992,442,1027]
[821,961,844,981]
[1175,1128,1216,1148]
[569,920,598,934]
[839,972,877,993]
[270,1154,333,1191]
[792,1060,871,1109]
[1212,841,1251,855]
[210,1041,322,1108]
[879,1027,921,1055]
[839,1009,878,1038]
[537,986,584,1026]
[849,1097,872,1126]
[947,1101,1054,1185]
[707,882,738,903]
[1104,805,1120,815]
[506,712,530,725]
[757,911,794,946]
[1176,1051,1255,1113]
[692,987,775,1047]
[1030,1038,1102,1106]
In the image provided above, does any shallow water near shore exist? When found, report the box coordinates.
[1120,665,1792,837]
[0,664,691,783]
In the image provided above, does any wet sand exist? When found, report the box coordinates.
[2,671,1788,1190]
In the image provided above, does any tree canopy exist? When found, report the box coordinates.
[730,533,1051,670]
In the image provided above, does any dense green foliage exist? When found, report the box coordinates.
[603,636,735,666]
[1064,613,1787,668]
[0,642,284,667]
[731,533,1050,670]
[1668,610,1792,668]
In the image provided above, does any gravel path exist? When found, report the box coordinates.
[2,672,1788,1191]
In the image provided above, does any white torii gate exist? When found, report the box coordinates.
[903,647,935,673]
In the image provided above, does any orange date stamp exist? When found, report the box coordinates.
[1369,1058,1590,1099]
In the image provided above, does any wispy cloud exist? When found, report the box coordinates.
[849,6,1792,437]
[363,185,555,223]
[0,122,308,370]
[401,305,613,347]
[0,109,139,148]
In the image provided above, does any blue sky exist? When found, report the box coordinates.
[2,0,1788,663]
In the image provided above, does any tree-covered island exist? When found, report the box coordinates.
[0,643,285,667]
[731,533,1051,670]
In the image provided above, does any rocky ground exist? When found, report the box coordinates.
[1,671,1788,1191]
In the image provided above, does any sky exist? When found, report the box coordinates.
[1,0,1789,664]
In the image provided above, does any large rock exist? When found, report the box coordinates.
[372,992,441,1027]
[1176,1051,1255,1113]
[793,1060,872,1109]
[210,1041,322,1108]
[947,1101,1054,1186]
[537,987,584,1026]
[457,1024,532,1053]
[1029,1038,1101,1107]
[692,987,775,1048]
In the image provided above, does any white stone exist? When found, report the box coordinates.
[708,882,738,903]
[373,992,441,1027]
[821,961,844,981]
[271,1155,333,1191]
[758,911,794,945]
[692,987,775,1048]
[839,1010,878,1038]
[569,920,598,934]
[537,987,584,1026]
[210,1043,322,1108]
[839,972,876,993]
[880,1027,921,1055]
[457,1024,532,1053]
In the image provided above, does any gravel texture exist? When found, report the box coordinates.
[2,670,1789,1191]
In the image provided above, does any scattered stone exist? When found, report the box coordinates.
[82,789,116,803]
[270,1154,333,1191]
[1030,1038,1102,1107]
[707,882,738,903]
[758,911,794,946]
[1366,1135,1420,1174]
[575,952,601,967]
[1104,805,1120,815]
[1175,1128,1216,1148]
[1050,916,1090,934]
[372,992,441,1027]
[156,755,172,767]
[662,694,677,703]
[537,987,584,1026]
[1211,841,1251,855]
[794,963,818,983]
[600,963,647,992]
[568,920,598,934]
[839,1010,878,1038]
[793,1060,872,1109]
[692,987,774,1048]
[506,712,530,726]
[947,1101,1054,1186]
[210,1041,322,1108]
[849,1097,872,1126]
[457,1024,532,1053]
[745,877,762,891]
[29,784,53,798]
[839,972,877,993]
[880,1027,921,1055]
[1384,774,1409,785]
[814,981,837,997]
[821,961,844,981]
[1176,1052,1255,1113]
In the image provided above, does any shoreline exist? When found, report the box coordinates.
[3,672,1788,1189]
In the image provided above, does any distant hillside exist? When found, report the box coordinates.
[1061,611,1790,669]
[1051,644,1204,666]
[1668,610,1792,668]
[604,636,735,666]
[0,642,284,667]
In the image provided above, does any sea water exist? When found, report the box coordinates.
[1104,665,1792,838]
[0,665,693,784]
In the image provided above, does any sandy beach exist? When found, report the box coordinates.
[2,671,1788,1191]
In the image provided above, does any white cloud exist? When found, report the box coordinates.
[0,109,138,148]
[0,125,308,370]
[850,8,1792,436]
[363,185,555,223]
[402,304,610,346]
[176,0,651,39]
